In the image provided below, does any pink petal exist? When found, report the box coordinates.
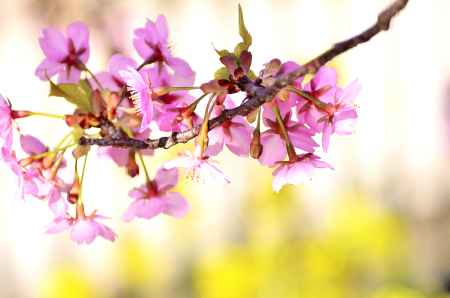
[101,147,129,167]
[119,67,153,131]
[92,220,116,242]
[154,167,178,192]
[334,109,358,135]
[199,161,231,184]
[57,67,81,84]
[155,15,169,42]
[71,220,97,244]
[272,164,289,192]
[321,123,333,152]
[287,124,318,153]
[20,135,48,155]
[67,21,90,62]
[259,132,287,166]
[133,36,154,59]
[205,127,225,156]
[108,54,137,78]
[166,57,195,85]
[35,59,63,80]
[39,27,68,61]
[313,66,337,91]
[163,155,197,170]
[161,192,189,218]
[48,187,67,217]
[92,72,119,91]
[339,80,361,105]
[46,217,71,234]
[225,122,252,156]
[122,199,165,221]
[128,185,146,199]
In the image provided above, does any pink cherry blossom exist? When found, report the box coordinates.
[46,212,116,244]
[119,67,154,132]
[133,16,194,82]
[259,100,318,166]
[123,167,189,221]
[206,96,253,157]
[307,80,360,152]
[164,148,231,184]
[35,22,90,83]
[93,54,137,91]
[272,153,333,192]
[0,95,13,155]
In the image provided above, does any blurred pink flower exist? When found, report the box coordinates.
[46,212,116,245]
[272,153,333,192]
[120,67,154,132]
[123,167,189,221]
[35,21,90,83]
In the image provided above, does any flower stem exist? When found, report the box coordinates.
[186,93,209,114]
[81,63,104,90]
[78,152,89,203]
[25,111,65,119]
[54,132,73,152]
[273,104,297,162]
[137,153,151,183]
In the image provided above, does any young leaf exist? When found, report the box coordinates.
[214,47,233,58]
[214,67,230,80]
[234,4,253,57]
[49,80,93,112]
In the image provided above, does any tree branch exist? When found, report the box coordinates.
[79,0,409,150]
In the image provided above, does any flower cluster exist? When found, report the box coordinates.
[0,7,359,244]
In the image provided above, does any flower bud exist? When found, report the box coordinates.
[68,176,80,204]
[11,110,31,119]
[127,152,139,178]
[72,145,91,159]
[250,129,263,159]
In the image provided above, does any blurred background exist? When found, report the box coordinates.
[1,0,450,297]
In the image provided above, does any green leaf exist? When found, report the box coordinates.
[49,80,93,112]
[214,67,230,80]
[247,70,257,80]
[214,48,233,58]
[234,4,252,57]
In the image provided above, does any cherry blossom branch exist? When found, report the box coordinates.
[79,0,409,151]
